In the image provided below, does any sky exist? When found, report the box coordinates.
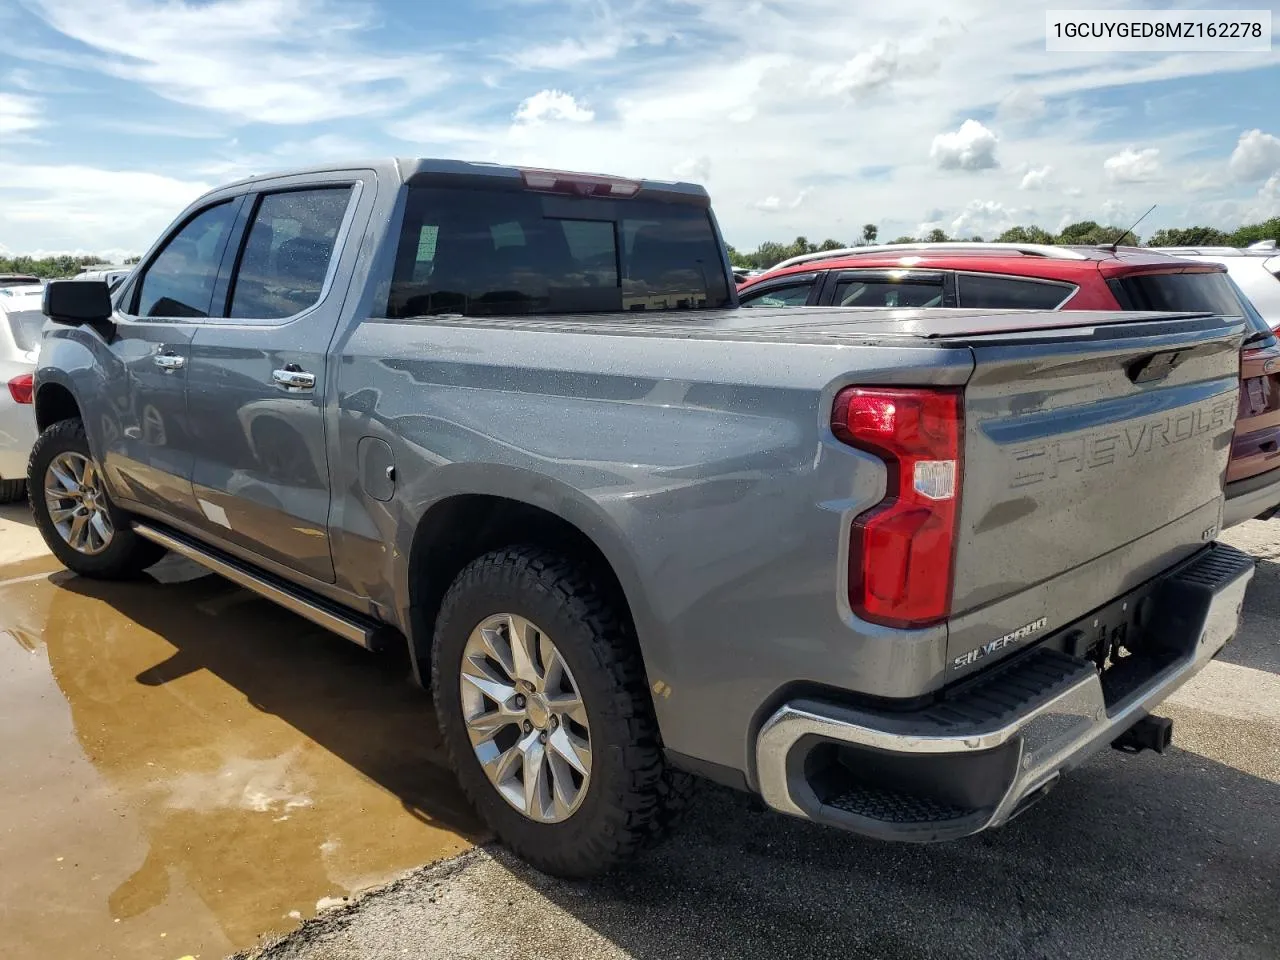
[0,0,1279,258]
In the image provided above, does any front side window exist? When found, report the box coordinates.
[956,273,1076,309]
[229,187,352,320]
[387,186,730,318]
[834,274,944,308]
[740,281,815,307]
[134,201,238,318]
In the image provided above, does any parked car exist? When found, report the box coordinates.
[73,266,133,293]
[1148,240,1280,327]
[739,242,1280,528]
[31,161,1253,877]
[0,284,41,502]
[0,273,41,289]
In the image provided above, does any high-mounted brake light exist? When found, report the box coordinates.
[832,386,963,628]
[518,167,641,198]
[7,373,33,405]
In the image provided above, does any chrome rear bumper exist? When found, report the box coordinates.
[754,543,1254,841]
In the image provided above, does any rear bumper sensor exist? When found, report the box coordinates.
[754,542,1254,842]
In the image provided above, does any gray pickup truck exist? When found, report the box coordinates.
[30,159,1255,877]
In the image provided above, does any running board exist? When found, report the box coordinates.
[133,521,383,650]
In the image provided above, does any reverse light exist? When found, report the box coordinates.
[7,373,33,405]
[831,386,963,628]
[519,167,641,198]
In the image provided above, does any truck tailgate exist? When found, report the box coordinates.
[945,312,1244,674]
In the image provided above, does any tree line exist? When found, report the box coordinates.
[728,216,1280,270]
[0,254,141,279]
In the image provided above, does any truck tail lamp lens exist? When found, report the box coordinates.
[7,373,33,405]
[831,386,963,628]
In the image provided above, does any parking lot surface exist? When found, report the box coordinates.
[0,504,482,960]
[2,503,1277,960]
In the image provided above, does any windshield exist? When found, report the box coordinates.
[387,186,731,318]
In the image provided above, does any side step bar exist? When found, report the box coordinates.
[133,521,384,650]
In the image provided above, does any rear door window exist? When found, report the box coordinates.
[387,186,730,317]
[832,271,946,308]
[956,273,1076,309]
[228,187,353,320]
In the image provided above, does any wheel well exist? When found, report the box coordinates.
[35,383,81,432]
[407,495,636,680]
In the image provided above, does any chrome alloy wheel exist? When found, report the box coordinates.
[460,613,592,823]
[44,451,115,556]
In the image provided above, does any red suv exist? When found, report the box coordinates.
[738,242,1280,527]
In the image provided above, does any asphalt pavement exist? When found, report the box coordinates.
[238,523,1280,960]
[2,503,1277,960]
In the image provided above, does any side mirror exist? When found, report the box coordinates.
[43,280,116,340]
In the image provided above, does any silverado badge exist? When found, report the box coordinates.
[953,617,1049,669]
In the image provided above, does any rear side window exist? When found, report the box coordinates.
[229,187,353,320]
[956,273,1075,309]
[834,274,944,308]
[134,201,238,318]
[6,308,44,352]
[387,186,730,317]
[1110,271,1242,315]
[740,280,815,307]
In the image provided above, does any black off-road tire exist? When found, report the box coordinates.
[27,418,166,579]
[0,478,24,504]
[432,545,692,878]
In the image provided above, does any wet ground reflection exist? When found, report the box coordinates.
[0,556,483,959]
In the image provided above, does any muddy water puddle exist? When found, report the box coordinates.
[0,556,483,959]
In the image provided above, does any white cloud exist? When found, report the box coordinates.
[1019,165,1052,191]
[1104,146,1161,183]
[673,155,711,182]
[514,90,594,124]
[23,0,447,124]
[1229,129,1280,183]
[931,119,998,171]
[815,39,900,96]
[997,87,1045,123]
[1183,170,1219,192]
[950,200,1020,237]
[0,161,208,251]
[0,92,42,134]
[753,190,810,213]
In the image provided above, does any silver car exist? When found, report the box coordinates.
[0,283,42,502]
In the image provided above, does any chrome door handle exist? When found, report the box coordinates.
[153,353,186,371]
[272,367,316,390]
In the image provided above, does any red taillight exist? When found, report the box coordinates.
[519,167,641,198]
[832,386,963,628]
[7,373,33,405]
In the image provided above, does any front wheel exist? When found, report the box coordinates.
[432,546,689,877]
[0,478,25,504]
[27,418,166,578]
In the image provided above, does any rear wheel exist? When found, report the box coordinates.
[28,418,165,578]
[432,546,689,877]
[0,478,24,504]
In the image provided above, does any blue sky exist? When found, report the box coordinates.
[0,0,1278,256]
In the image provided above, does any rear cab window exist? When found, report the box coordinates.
[387,185,731,318]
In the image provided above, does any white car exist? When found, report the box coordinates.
[0,284,43,503]
[1149,240,1280,326]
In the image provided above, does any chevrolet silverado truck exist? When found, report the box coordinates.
[29,159,1255,877]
